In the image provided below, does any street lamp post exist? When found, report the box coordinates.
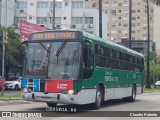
[1,0,7,96]
[52,0,55,30]
[99,0,102,38]
[129,0,132,49]
[0,0,2,25]
[145,0,151,88]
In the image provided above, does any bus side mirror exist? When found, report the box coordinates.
[18,40,27,54]
[18,40,27,65]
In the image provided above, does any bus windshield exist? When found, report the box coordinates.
[25,42,81,80]
[25,43,51,76]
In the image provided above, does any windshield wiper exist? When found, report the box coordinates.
[39,43,50,53]
[34,43,51,70]
[55,42,67,65]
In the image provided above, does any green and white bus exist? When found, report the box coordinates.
[21,30,144,109]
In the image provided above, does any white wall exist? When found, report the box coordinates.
[15,0,108,40]
[27,0,37,24]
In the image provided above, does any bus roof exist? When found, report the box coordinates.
[82,31,144,58]
[29,29,143,58]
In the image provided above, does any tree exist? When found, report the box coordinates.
[0,25,24,77]
[6,25,22,65]
[144,52,160,88]
[150,60,156,85]
[0,25,4,74]
[154,0,160,6]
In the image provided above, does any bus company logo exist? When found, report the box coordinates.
[2,112,11,117]
[57,83,67,89]
[105,76,119,82]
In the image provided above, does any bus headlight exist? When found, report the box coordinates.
[22,88,32,93]
[68,90,74,95]
[62,90,78,95]
[22,88,28,93]
[68,90,78,95]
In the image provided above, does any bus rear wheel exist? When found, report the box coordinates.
[123,85,136,102]
[93,86,103,110]
[47,103,57,107]
[129,85,136,102]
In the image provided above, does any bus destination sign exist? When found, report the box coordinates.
[31,32,78,40]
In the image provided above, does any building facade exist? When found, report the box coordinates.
[82,0,156,53]
[153,4,160,56]
[121,39,155,55]
[103,0,154,43]
[0,0,15,27]
[15,0,108,39]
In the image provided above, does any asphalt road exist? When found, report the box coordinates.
[0,92,160,120]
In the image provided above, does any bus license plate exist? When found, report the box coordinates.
[37,97,51,102]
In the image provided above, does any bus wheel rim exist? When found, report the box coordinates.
[96,91,102,106]
[133,88,136,99]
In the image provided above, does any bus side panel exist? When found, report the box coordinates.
[73,80,82,91]
[114,70,129,99]
[82,68,105,88]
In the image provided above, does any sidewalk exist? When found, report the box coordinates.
[0,99,30,106]
[0,97,21,101]
[144,90,160,93]
[0,92,21,101]
[0,92,31,106]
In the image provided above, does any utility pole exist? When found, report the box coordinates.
[99,0,102,38]
[0,0,2,25]
[129,0,132,49]
[1,0,7,96]
[146,0,151,88]
[52,0,55,30]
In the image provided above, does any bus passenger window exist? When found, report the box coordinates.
[83,44,94,79]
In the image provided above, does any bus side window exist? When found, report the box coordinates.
[83,43,94,79]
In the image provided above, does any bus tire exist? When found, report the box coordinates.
[124,85,136,102]
[47,103,57,107]
[93,86,103,110]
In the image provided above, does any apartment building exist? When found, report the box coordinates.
[107,0,154,44]
[15,0,108,39]
[86,0,154,43]
[153,4,160,56]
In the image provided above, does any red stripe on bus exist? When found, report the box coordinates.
[45,79,73,93]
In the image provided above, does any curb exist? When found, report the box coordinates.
[144,90,160,92]
[144,90,160,94]
[0,98,22,101]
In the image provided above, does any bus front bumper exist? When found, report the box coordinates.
[21,89,96,105]
[21,92,84,105]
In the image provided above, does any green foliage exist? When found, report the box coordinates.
[144,53,160,87]
[0,25,23,66]
[150,60,156,78]
[0,94,21,99]
[0,25,3,46]
[6,26,22,64]
[154,0,160,6]
[0,25,4,65]
[144,87,160,92]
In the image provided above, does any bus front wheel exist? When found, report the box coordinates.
[47,103,57,107]
[93,86,103,110]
